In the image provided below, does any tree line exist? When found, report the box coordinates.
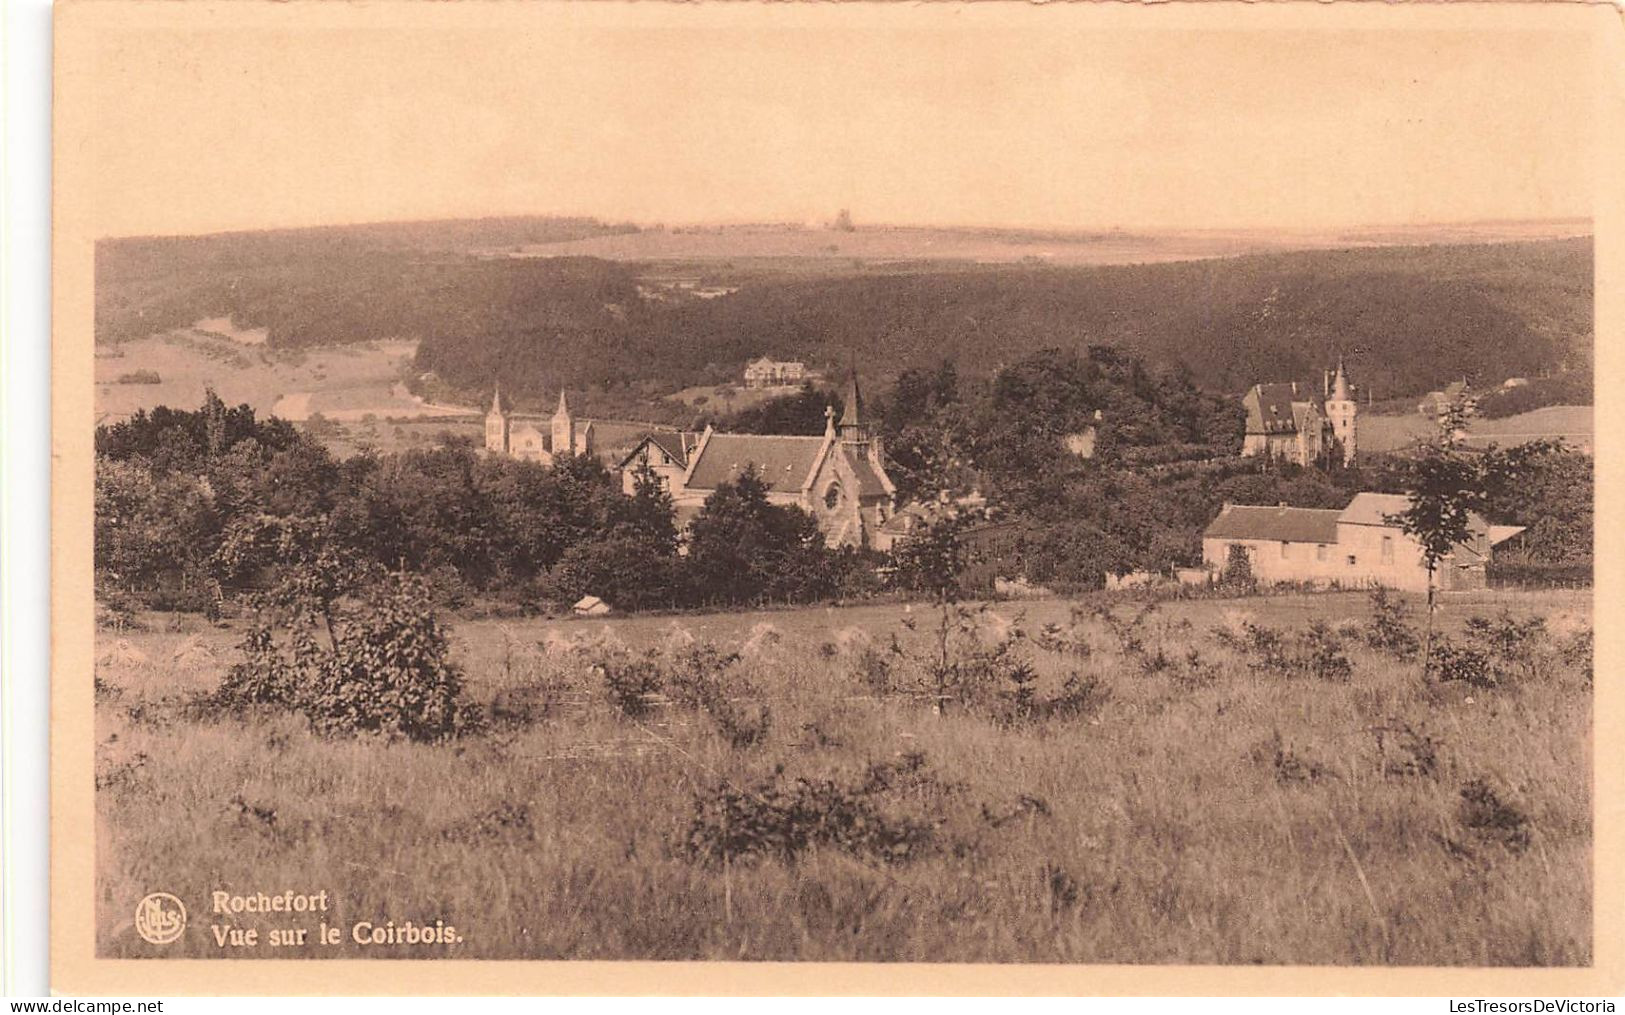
[95,345,1592,618]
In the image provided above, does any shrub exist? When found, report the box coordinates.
[1427,639,1496,688]
[1300,620,1354,683]
[1559,627,1593,687]
[682,762,936,867]
[1458,778,1531,852]
[220,573,477,741]
[1372,721,1440,778]
[596,652,663,720]
[662,643,772,749]
[1364,586,1420,660]
[1219,620,1353,682]
[1463,611,1550,683]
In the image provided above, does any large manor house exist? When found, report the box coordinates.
[1240,360,1358,467]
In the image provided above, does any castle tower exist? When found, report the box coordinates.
[551,390,575,457]
[1325,358,1358,466]
[484,384,510,454]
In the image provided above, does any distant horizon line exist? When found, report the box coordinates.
[99,213,1595,245]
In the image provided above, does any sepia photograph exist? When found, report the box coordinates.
[49,0,1620,993]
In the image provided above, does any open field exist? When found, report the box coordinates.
[480,220,1592,269]
[94,587,1590,964]
[1358,406,1594,455]
[95,329,470,426]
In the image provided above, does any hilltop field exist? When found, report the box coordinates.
[96,587,1591,964]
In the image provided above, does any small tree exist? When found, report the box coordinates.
[1389,391,1549,676]
[221,570,474,741]
[1220,543,1254,590]
[889,515,968,714]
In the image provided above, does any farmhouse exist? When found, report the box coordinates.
[743,358,807,389]
[655,370,898,549]
[1240,361,1358,467]
[1202,492,1524,593]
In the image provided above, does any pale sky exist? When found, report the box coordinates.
[66,2,1600,238]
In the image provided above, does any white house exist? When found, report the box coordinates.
[1202,492,1524,592]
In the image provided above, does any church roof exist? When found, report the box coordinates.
[684,433,827,493]
[840,447,892,499]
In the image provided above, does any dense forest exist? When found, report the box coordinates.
[97,227,1592,407]
[95,347,1592,618]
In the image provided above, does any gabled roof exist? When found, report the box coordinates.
[1488,525,1527,545]
[1204,503,1343,543]
[1245,382,1322,436]
[684,433,828,493]
[617,430,701,470]
[841,446,892,499]
[1335,492,1491,534]
[1336,492,1413,527]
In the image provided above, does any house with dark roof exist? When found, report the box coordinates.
[1240,361,1358,467]
[617,430,703,497]
[1202,492,1524,592]
[662,370,898,549]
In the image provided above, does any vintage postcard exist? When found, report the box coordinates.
[52,0,1623,995]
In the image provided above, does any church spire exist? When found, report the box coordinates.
[555,390,571,417]
[490,382,505,414]
[839,367,863,428]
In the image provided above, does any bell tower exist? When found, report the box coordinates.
[837,368,870,445]
[485,384,510,454]
[551,390,575,457]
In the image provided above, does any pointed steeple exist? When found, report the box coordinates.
[551,389,575,456]
[490,383,506,415]
[1331,357,1351,401]
[838,367,864,431]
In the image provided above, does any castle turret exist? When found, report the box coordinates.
[484,384,510,454]
[1325,358,1357,465]
[552,390,574,457]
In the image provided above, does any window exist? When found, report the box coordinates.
[1316,544,1328,562]
[1280,542,1290,559]
[1347,555,1357,566]
[1381,535,1394,564]
[823,484,842,510]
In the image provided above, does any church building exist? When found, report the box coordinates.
[1241,360,1358,467]
[484,386,595,465]
[651,370,898,550]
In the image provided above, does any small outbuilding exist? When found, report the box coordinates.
[573,595,611,617]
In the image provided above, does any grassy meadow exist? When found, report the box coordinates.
[94,588,1592,965]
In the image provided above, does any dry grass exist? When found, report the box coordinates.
[95,589,1591,964]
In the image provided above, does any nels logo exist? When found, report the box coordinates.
[135,892,187,945]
